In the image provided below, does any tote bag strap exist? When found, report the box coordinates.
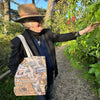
[17,35,34,57]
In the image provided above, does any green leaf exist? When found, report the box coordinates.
[98,88,100,98]
[96,75,100,85]
[90,63,98,68]
[91,16,96,22]
[88,68,95,74]
[96,10,100,16]
[86,4,95,13]
[95,10,100,21]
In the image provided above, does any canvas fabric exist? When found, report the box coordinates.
[14,35,47,96]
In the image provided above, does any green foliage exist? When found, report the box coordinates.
[0,17,4,34]
[64,0,100,97]
[48,0,70,33]
[89,62,100,84]
[0,20,25,35]
[54,42,62,47]
[5,21,25,35]
[37,8,46,15]
[0,34,14,75]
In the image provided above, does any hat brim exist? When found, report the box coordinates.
[14,15,45,23]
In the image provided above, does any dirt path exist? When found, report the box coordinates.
[52,45,99,100]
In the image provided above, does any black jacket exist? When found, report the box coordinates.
[8,29,78,78]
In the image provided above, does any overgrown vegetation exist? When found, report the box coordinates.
[47,0,100,97]
[0,22,25,74]
[62,0,100,97]
[0,34,13,75]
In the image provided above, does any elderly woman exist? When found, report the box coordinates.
[8,3,98,100]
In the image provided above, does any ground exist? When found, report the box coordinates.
[52,45,99,100]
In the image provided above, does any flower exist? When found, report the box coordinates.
[71,16,76,21]
[67,20,70,25]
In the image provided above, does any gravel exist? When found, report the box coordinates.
[52,45,99,100]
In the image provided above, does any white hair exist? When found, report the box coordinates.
[23,21,33,28]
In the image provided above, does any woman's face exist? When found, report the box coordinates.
[29,17,43,32]
[23,17,43,33]
[31,20,43,32]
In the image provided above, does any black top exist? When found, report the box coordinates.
[8,28,80,78]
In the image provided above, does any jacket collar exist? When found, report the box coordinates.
[22,29,50,56]
[22,29,40,56]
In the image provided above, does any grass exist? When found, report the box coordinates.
[0,73,36,100]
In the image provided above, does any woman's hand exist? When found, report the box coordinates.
[79,23,100,35]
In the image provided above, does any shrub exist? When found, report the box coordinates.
[64,0,100,97]
[0,34,15,75]
[6,21,25,35]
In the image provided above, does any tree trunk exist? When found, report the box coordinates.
[32,0,35,4]
[0,0,4,10]
[4,0,10,21]
[4,0,10,34]
[44,0,55,27]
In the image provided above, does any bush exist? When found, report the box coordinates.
[6,21,25,35]
[0,34,15,75]
[0,20,25,75]
[0,21,25,35]
[64,0,100,97]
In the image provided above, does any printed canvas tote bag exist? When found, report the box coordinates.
[14,35,47,96]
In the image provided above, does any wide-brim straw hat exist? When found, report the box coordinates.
[14,4,45,23]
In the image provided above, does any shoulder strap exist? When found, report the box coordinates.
[17,35,33,57]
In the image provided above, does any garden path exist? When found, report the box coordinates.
[52,45,99,100]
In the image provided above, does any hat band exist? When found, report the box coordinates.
[20,13,39,17]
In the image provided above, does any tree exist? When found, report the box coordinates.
[31,0,60,27]
[4,0,19,21]
[0,0,19,34]
[0,0,3,7]
[37,8,46,15]
[44,0,55,27]
[32,0,35,4]
[44,0,61,27]
[4,0,10,34]
[31,0,61,27]
[0,0,4,15]
[4,0,10,21]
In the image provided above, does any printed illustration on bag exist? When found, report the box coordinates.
[14,56,47,96]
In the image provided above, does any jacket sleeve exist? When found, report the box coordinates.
[48,30,80,43]
[8,37,24,76]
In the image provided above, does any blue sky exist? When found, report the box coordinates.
[11,0,81,11]
[11,0,48,10]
